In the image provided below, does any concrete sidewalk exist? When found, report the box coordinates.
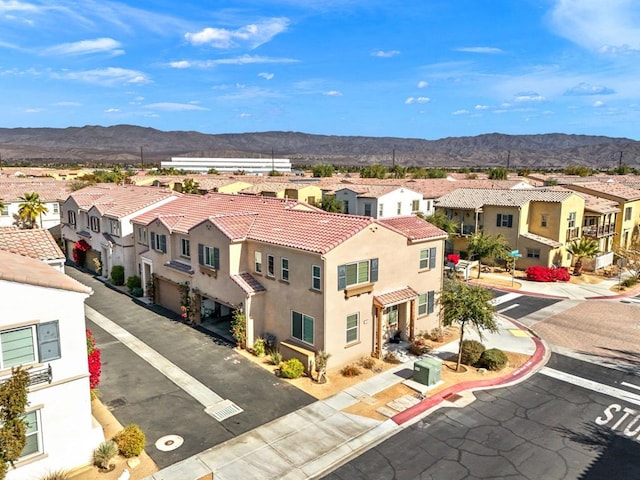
[145,316,546,480]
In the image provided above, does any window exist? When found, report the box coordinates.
[198,244,219,269]
[379,203,384,217]
[254,252,262,273]
[52,203,59,214]
[109,219,120,237]
[387,305,398,327]
[418,291,435,316]
[412,200,420,213]
[364,203,372,217]
[425,200,432,212]
[267,254,275,277]
[338,258,378,290]
[527,248,541,259]
[625,207,632,221]
[397,202,402,215]
[496,214,513,228]
[0,321,60,369]
[21,410,42,458]
[137,227,147,245]
[568,212,576,228]
[292,311,314,344]
[150,232,167,253]
[343,200,350,214]
[67,210,76,226]
[541,214,548,228]
[419,247,437,270]
[181,238,190,258]
[312,265,321,291]
[281,258,289,281]
[89,216,100,232]
[346,313,359,344]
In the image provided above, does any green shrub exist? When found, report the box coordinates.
[622,277,638,288]
[130,287,144,297]
[93,440,118,469]
[340,364,362,377]
[279,358,305,379]
[111,265,125,286]
[461,339,486,366]
[270,349,282,366]
[112,424,146,458]
[126,275,142,292]
[252,337,265,356]
[477,348,508,371]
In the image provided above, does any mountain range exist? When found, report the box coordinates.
[0,125,638,169]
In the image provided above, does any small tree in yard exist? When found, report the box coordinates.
[440,279,498,372]
[468,232,510,278]
[231,309,247,348]
[614,236,640,281]
[566,237,599,276]
[0,367,30,479]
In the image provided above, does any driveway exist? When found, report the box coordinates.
[67,267,315,468]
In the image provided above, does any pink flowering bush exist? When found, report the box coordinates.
[525,266,570,282]
[86,329,102,390]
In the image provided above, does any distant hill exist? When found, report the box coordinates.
[0,125,638,169]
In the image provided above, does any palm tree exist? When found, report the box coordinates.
[467,232,510,278]
[566,237,600,276]
[18,192,48,229]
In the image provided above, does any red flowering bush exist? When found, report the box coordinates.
[447,254,460,265]
[525,266,570,282]
[72,239,91,266]
[86,329,102,390]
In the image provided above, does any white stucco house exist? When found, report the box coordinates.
[0,250,103,479]
[331,185,426,218]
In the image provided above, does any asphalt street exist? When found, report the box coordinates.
[490,288,562,320]
[324,354,640,480]
[67,267,315,469]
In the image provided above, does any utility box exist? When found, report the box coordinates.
[413,357,442,386]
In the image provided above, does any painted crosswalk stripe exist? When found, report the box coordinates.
[490,292,522,306]
[621,381,640,392]
[498,304,519,314]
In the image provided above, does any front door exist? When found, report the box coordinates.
[385,305,399,337]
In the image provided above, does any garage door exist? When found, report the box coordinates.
[156,277,182,314]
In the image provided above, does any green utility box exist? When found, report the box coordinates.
[413,357,442,386]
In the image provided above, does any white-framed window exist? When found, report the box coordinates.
[254,251,262,273]
[541,214,548,228]
[527,248,541,259]
[198,244,219,269]
[568,212,577,228]
[312,265,321,291]
[364,203,372,217]
[418,291,435,316]
[412,199,420,213]
[378,203,384,217]
[0,321,60,369]
[89,216,100,232]
[281,258,289,281]
[625,207,632,221]
[150,232,167,253]
[292,311,314,345]
[67,210,76,226]
[52,203,59,214]
[137,226,147,245]
[419,247,437,270]
[0,205,8,216]
[346,313,359,344]
[21,409,42,458]
[386,305,398,327]
[343,200,349,214]
[181,238,190,258]
[109,219,120,237]
[497,213,513,228]
[337,258,378,289]
[397,202,402,215]
[267,254,275,277]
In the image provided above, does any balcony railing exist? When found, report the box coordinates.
[566,227,580,242]
[0,364,52,387]
[582,224,616,238]
[457,224,477,236]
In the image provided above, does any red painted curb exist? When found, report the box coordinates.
[392,331,546,425]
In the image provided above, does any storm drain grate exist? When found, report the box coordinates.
[205,399,244,422]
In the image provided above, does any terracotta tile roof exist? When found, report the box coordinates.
[436,188,574,210]
[520,232,562,248]
[209,213,257,240]
[69,184,181,218]
[377,216,448,241]
[544,186,620,214]
[0,178,72,202]
[374,287,419,307]
[0,227,64,261]
[231,272,266,295]
[567,182,640,202]
[0,250,91,294]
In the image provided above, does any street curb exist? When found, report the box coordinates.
[392,320,548,426]
[467,280,570,300]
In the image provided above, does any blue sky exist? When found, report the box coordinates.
[1,0,640,140]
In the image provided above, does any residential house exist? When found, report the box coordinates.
[435,188,586,269]
[238,181,322,205]
[131,193,447,368]
[0,250,102,479]
[0,226,66,272]
[61,184,181,278]
[566,182,640,249]
[326,185,426,218]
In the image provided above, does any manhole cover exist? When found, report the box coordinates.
[205,399,244,421]
[155,435,184,452]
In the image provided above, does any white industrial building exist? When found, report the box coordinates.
[161,157,292,174]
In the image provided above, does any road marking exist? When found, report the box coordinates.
[498,304,519,314]
[622,382,640,392]
[540,367,640,406]
[490,292,521,306]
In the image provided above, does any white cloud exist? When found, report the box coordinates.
[24,108,43,113]
[475,104,490,110]
[144,102,208,111]
[185,17,290,50]
[258,72,274,80]
[0,0,38,13]
[454,46,504,54]
[564,82,615,95]
[417,81,428,88]
[55,67,150,86]
[371,50,400,58]
[405,96,430,104]
[169,55,298,68]
[44,37,124,56]
[53,101,81,106]
[323,90,342,96]
[239,112,251,118]
[104,108,120,112]
[593,100,605,107]
[452,109,470,115]
[513,91,546,103]
[169,60,191,69]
